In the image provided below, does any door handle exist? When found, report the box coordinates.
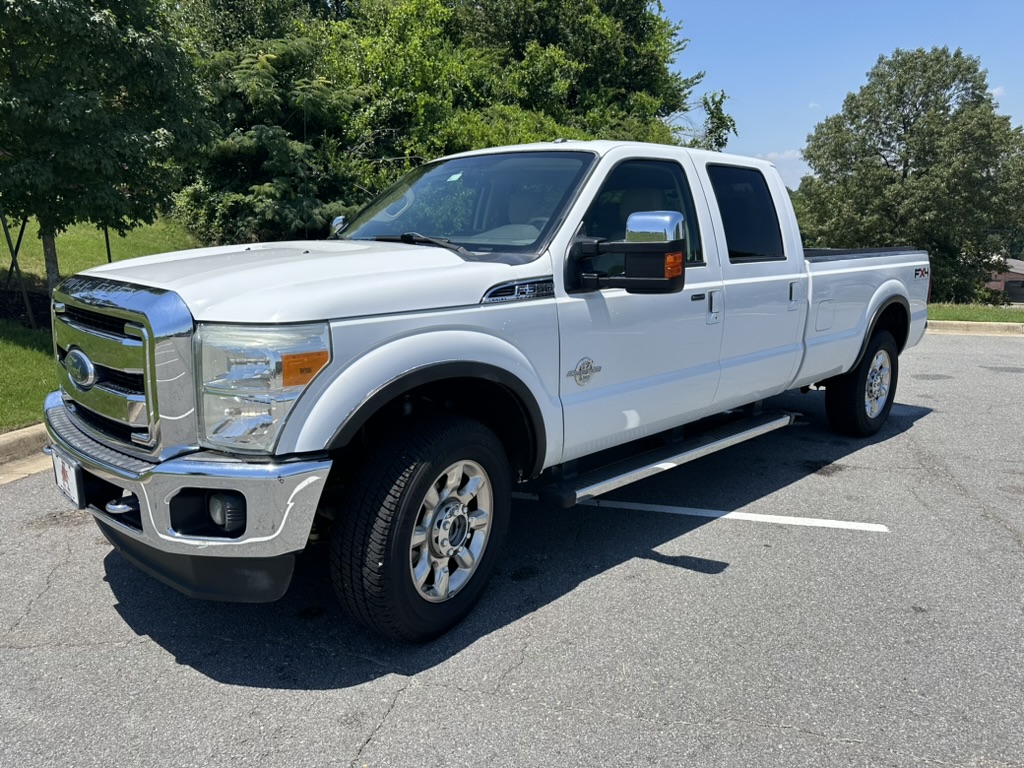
[706,289,722,324]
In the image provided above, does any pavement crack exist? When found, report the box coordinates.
[719,716,867,745]
[491,639,529,694]
[348,678,411,768]
[908,438,1024,557]
[2,538,71,642]
[0,638,148,651]
[979,509,1024,555]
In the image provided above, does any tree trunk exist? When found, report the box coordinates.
[40,226,61,294]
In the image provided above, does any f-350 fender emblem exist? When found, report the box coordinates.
[567,358,602,386]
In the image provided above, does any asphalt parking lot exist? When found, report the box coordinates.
[1,332,1022,768]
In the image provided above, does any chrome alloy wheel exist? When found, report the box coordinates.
[409,460,492,603]
[864,348,892,419]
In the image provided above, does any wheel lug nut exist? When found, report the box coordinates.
[447,549,454,556]
[442,539,449,547]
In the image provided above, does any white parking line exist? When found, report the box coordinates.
[511,493,889,533]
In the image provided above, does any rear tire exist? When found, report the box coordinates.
[825,330,899,437]
[330,416,510,642]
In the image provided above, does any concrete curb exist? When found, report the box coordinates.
[0,423,48,466]
[928,320,1024,336]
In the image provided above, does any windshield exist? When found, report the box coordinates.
[340,150,596,260]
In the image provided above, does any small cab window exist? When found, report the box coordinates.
[706,165,785,262]
[581,159,703,275]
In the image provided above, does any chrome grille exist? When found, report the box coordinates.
[61,304,133,338]
[52,276,198,462]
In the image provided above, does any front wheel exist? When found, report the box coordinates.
[330,416,510,642]
[825,330,899,437]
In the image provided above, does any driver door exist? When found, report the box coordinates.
[557,157,724,462]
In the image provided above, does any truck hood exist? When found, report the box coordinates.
[82,240,520,322]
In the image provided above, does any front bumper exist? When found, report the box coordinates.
[44,391,332,601]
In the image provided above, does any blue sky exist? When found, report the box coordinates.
[661,0,1024,188]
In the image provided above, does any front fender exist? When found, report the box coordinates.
[276,329,562,468]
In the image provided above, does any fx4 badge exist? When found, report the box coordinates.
[567,358,602,386]
[914,267,930,280]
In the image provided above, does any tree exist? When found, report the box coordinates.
[173,32,364,244]
[0,0,208,291]
[455,0,710,144]
[170,0,734,244]
[799,47,1024,302]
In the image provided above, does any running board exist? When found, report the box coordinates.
[541,411,797,508]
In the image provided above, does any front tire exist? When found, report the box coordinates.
[330,416,510,642]
[825,330,899,437]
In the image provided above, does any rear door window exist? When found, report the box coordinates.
[706,165,785,262]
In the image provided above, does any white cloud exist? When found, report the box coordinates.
[757,149,811,189]
[761,149,802,162]
[808,101,820,109]
[992,85,1006,98]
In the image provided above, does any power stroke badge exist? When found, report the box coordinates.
[567,358,602,386]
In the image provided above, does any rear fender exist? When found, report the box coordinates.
[849,281,911,370]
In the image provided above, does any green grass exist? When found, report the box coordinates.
[0,320,58,433]
[928,303,1024,323]
[2,217,198,289]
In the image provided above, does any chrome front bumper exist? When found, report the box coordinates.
[45,391,332,600]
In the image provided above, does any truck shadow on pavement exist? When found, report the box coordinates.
[103,391,930,689]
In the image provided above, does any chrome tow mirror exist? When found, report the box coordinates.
[328,215,347,238]
[624,210,686,243]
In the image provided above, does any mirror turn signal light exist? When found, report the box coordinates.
[664,252,683,279]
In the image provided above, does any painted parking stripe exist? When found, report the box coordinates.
[511,493,889,533]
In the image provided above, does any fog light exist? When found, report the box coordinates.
[208,491,246,533]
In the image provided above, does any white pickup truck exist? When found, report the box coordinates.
[44,140,929,640]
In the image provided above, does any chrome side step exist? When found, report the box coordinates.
[542,411,796,507]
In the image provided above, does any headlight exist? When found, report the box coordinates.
[196,323,331,453]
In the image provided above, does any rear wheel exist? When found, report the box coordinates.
[330,416,510,642]
[825,330,899,437]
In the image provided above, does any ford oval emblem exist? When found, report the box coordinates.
[66,348,97,390]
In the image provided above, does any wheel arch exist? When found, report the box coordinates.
[326,362,547,480]
[852,292,911,370]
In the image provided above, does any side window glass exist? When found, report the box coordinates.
[581,160,703,275]
[706,165,785,262]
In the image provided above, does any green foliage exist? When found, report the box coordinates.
[0,1,208,237]
[167,0,309,53]
[460,0,695,124]
[172,30,363,243]
[687,91,738,151]
[169,0,729,244]
[799,47,1024,303]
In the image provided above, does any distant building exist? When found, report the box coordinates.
[986,257,1024,303]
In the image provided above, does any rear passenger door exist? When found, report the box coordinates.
[698,162,808,408]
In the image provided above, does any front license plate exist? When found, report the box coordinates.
[51,449,85,509]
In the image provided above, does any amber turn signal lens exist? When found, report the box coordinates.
[282,350,329,387]
[664,252,683,279]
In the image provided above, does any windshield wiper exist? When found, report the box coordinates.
[368,232,475,258]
